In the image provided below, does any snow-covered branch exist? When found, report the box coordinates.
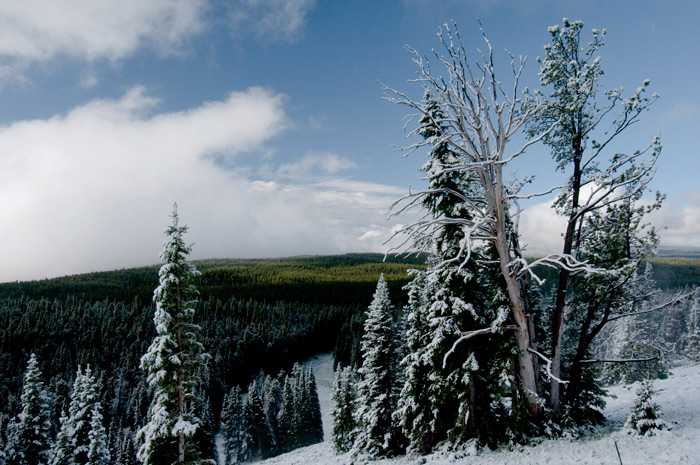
[514,253,608,285]
[442,327,495,369]
[528,348,569,384]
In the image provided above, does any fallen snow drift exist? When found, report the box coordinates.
[256,362,700,465]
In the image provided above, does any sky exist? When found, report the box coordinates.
[0,0,698,282]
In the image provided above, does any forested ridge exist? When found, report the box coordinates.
[0,253,425,305]
[0,253,422,463]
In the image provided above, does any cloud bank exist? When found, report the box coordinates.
[0,87,402,281]
[518,193,700,258]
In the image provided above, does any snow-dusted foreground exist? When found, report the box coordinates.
[256,361,700,465]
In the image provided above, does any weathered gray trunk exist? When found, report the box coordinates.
[493,191,541,418]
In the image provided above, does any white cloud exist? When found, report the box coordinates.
[519,199,567,257]
[277,152,356,179]
[229,0,315,42]
[0,87,404,281]
[519,190,700,259]
[648,191,700,248]
[0,0,205,69]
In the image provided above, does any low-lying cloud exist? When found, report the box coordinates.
[0,87,402,282]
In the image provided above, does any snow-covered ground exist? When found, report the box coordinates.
[256,359,700,465]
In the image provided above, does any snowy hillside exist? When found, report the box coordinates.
[256,361,700,465]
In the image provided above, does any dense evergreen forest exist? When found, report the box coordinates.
[0,253,423,463]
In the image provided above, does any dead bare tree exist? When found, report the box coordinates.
[385,21,559,418]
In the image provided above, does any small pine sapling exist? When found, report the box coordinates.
[625,380,666,436]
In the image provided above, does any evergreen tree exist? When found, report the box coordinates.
[331,365,358,453]
[137,206,211,465]
[303,367,324,446]
[86,404,110,465]
[395,92,514,452]
[50,411,71,465]
[625,380,666,436]
[680,299,700,361]
[528,18,663,423]
[395,276,434,455]
[49,366,103,465]
[193,395,216,463]
[243,380,276,460]
[293,366,324,448]
[115,429,137,465]
[352,275,402,458]
[279,372,299,452]
[220,386,248,465]
[7,353,53,465]
[260,374,283,444]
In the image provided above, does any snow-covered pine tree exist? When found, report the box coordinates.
[305,367,324,445]
[685,300,700,361]
[7,353,53,465]
[261,374,283,444]
[193,395,216,462]
[395,274,433,455]
[527,18,673,424]
[243,380,276,460]
[352,275,402,458]
[331,365,358,453]
[86,404,110,465]
[49,365,103,465]
[137,205,211,465]
[296,366,323,448]
[394,92,514,452]
[278,371,299,452]
[49,412,71,465]
[220,385,249,465]
[625,380,666,436]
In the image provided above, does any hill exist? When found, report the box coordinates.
[0,253,426,306]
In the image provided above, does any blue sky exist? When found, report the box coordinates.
[0,0,698,281]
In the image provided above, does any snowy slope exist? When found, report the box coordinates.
[256,361,700,465]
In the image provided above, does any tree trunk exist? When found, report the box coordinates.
[179,432,185,463]
[550,131,583,418]
[496,231,541,418]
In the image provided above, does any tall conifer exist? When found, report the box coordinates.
[331,365,358,453]
[137,205,211,465]
[220,386,248,465]
[352,275,401,458]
